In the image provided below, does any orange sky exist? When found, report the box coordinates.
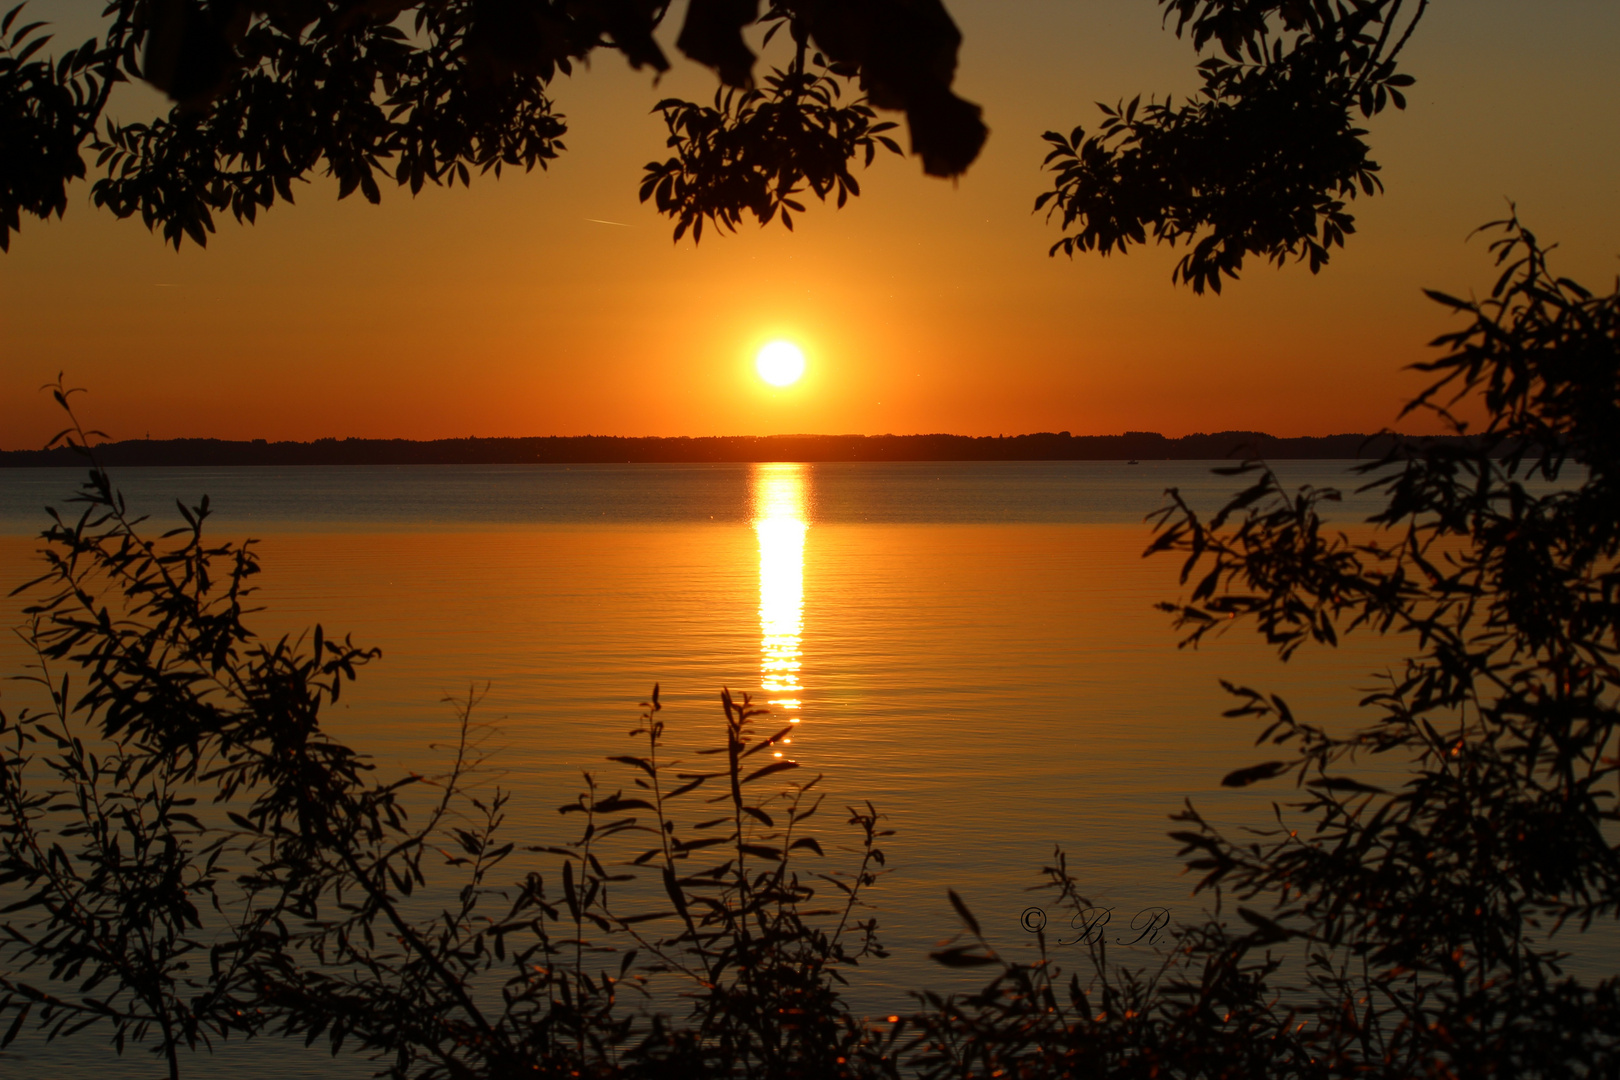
[2,0,1617,448]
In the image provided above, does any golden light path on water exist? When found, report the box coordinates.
[751,463,807,735]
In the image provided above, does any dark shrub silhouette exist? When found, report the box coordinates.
[4,215,1616,1077]
[0,388,892,1079]
[904,216,1620,1077]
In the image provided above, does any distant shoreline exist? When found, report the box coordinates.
[0,431,1469,468]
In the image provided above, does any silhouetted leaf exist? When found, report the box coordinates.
[743,760,799,784]
[948,888,983,938]
[1306,776,1386,795]
[1221,761,1289,788]
[929,946,998,968]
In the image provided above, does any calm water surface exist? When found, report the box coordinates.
[0,461,1607,1076]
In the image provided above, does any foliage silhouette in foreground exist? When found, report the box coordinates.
[1039,0,1428,292]
[0,0,982,251]
[0,387,895,1078]
[1,0,1432,288]
[4,214,1618,1076]
[910,216,1619,1077]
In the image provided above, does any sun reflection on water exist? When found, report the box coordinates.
[752,463,808,721]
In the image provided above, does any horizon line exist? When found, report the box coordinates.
[4,428,1444,451]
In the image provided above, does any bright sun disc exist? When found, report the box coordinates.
[755,341,806,387]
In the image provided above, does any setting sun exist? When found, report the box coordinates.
[755,341,806,387]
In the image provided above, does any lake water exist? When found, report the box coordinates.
[0,461,1608,1076]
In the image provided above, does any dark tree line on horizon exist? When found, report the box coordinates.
[0,430,1485,468]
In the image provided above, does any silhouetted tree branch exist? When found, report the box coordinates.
[2,0,1432,290]
[1038,0,1428,292]
[0,0,986,251]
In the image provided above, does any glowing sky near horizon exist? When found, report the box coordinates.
[1,0,1617,448]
